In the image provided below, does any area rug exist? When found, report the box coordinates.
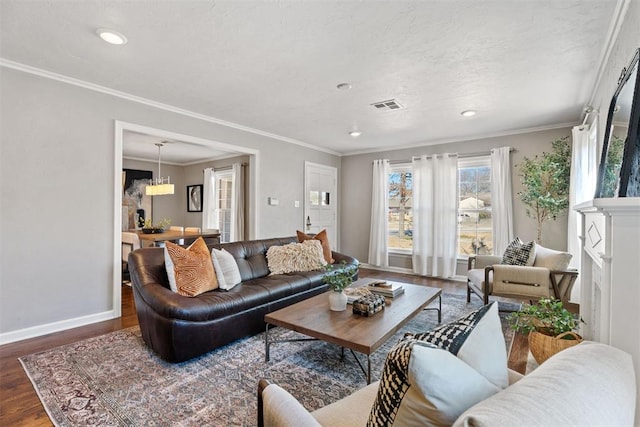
[20,294,516,427]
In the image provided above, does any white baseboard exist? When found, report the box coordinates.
[0,310,116,345]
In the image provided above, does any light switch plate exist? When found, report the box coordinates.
[268,197,279,206]
[294,200,300,208]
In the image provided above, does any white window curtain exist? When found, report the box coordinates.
[490,147,514,255]
[412,154,458,278]
[231,162,244,241]
[368,159,390,267]
[202,167,215,231]
[568,122,598,300]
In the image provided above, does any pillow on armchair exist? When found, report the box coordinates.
[501,237,536,266]
[367,302,508,426]
[533,244,572,270]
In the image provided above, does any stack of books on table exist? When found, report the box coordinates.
[365,280,405,298]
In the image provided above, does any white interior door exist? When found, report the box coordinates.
[304,162,338,250]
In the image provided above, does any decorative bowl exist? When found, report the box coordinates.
[142,228,165,234]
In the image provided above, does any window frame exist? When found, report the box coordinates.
[214,169,234,243]
[457,156,493,258]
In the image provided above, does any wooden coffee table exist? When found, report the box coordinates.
[264,278,442,383]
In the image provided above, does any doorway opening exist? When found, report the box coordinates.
[113,120,260,317]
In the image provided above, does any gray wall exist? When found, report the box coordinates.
[340,127,573,275]
[0,68,339,336]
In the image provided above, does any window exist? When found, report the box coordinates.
[388,164,413,251]
[215,170,233,243]
[458,157,493,256]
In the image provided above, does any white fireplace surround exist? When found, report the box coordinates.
[575,197,640,424]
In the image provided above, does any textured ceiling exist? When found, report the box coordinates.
[0,0,619,158]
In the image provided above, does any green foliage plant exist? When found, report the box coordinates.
[516,137,572,244]
[601,134,625,197]
[143,218,172,230]
[322,261,357,292]
[507,297,579,339]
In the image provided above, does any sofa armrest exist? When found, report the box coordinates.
[258,379,321,427]
[331,251,360,280]
[468,255,502,270]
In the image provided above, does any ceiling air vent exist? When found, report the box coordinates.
[371,99,405,111]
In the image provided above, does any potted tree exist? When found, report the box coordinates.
[322,261,357,311]
[516,136,572,244]
[508,297,583,364]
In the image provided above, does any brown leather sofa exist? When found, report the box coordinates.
[128,236,359,362]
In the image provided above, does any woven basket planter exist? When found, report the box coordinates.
[528,331,583,364]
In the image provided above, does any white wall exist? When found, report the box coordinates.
[0,68,339,339]
[340,127,573,275]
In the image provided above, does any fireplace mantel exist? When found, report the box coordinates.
[575,197,640,423]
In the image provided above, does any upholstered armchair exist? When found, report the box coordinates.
[467,244,578,305]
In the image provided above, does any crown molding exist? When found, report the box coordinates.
[0,58,341,157]
[342,121,578,156]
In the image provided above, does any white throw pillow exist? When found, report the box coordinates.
[533,245,572,270]
[367,302,507,426]
[266,240,327,275]
[211,248,242,290]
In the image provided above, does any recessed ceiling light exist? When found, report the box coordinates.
[337,83,352,90]
[349,131,362,138]
[461,110,477,117]
[96,28,128,45]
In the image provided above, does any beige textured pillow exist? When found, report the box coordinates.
[297,229,334,263]
[164,237,218,297]
[267,240,327,275]
[533,245,572,270]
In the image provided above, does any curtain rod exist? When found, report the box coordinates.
[203,162,247,172]
[580,106,597,127]
[386,148,516,165]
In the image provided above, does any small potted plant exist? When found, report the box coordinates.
[142,218,171,234]
[322,261,357,311]
[508,297,583,363]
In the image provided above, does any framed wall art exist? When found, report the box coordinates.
[187,184,203,212]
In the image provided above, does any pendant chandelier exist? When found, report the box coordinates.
[146,142,175,196]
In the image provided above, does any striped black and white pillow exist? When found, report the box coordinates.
[501,237,536,266]
[367,302,508,426]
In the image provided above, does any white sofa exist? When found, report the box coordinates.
[258,342,636,426]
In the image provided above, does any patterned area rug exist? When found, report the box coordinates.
[20,293,516,427]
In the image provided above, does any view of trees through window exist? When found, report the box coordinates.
[386,158,493,256]
[458,158,493,256]
[388,166,413,250]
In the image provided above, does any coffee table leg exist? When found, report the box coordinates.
[341,346,345,360]
[367,355,371,384]
[265,324,270,362]
[423,294,442,324]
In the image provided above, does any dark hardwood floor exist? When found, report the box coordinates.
[0,268,525,426]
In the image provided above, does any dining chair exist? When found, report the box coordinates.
[170,226,185,245]
[183,226,201,246]
[122,232,141,285]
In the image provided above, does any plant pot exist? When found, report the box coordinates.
[528,331,583,364]
[328,291,348,311]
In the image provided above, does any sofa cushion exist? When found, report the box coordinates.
[368,302,507,426]
[453,342,636,427]
[211,248,242,290]
[266,240,326,275]
[501,237,536,266]
[297,229,334,263]
[312,381,380,426]
[164,238,218,297]
[532,244,572,270]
